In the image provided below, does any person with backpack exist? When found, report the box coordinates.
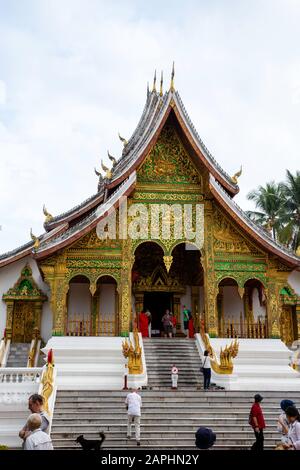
[249,394,266,451]
[201,350,212,390]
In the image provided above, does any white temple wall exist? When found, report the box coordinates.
[99,283,116,321]
[67,283,91,320]
[223,286,244,321]
[0,256,51,340]
[288,270,300,295]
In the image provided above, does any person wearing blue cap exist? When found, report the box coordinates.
[277,400,295,445]
[195,427,216,450]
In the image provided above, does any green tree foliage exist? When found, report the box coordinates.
[246,171,300,253]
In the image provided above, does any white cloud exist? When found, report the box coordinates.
[0,0,300,252]
[0,80,6,105]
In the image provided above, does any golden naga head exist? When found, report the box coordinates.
[30,229,40,251]
[43,205,53,223]
[231,166,242,185]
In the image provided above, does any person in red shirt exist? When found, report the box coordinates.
[138,311,149,338]
[249,394,266,451]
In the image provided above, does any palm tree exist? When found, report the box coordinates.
[246,182,285,240]
[281,170,300,251]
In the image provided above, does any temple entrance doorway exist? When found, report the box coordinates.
[143,292,173,336]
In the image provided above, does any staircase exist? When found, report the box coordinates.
[51,389,300,449]
[143,338,203,388]
[6,343,30,367]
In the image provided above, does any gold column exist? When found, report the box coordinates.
[203,201,218,336]
[191,286,200,333]
[173,295,181,334]
[119,239,134,336]
[266,284,280,338]
[33,301,43,335]
[296,306,300,340]
[216,287,224,337]
[41,255,68,335]
[5,301,14,340]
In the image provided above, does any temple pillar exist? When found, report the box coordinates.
[119,239,134,336]
[5,301,14,340]
[216,287,224,337]
[191,286,200,333]
[32,301,43,336]
[173,294,182,334]
[266,284,280,338]
[296,305,300,340]
[203,201,218,336]
[41,255,68,335]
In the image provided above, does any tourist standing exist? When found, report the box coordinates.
[125,388,142,446]
[171,364,179,389]
[145,309,152,337]
[19,394,50,445]
[202,350,211,390]
[188,311,195,338]
[23,414,53,450]
[249,394,266,451]
[282,406,300,450]
[171,313,177,337]
[161,310,173,338]
[183,305,190,338]
[277,399,295,445]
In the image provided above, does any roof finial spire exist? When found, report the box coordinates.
[159,71,163,97]
[152,70,157,93]
[147,81,150,97]
[170,61,175,92]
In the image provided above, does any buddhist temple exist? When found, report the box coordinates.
[1,68,300,349]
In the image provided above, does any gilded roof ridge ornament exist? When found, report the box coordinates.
[159,70,163,97]
[118,132,128,147]
[107,150,117,168]
[101,159,112,179]
[43,205,53,223]
[30,228,40,251]
[152,69,157,93]
[170,61,175,92]
[231,165,242,185]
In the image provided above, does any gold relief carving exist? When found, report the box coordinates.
[213,209,262,254]
[122,329,143,374]
[89,282,97,296]
[137,125,202,187]
[71,229,121,250]
[133,192,204,202]
[238,287,245,299]
[163,255,173,273]
[280,306,294,345]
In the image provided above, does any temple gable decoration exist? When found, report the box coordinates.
[137,125,202,187]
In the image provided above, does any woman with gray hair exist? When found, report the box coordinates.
[24,414,53,450]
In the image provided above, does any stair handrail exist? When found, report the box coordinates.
[38,349,57,434]
[0,338,11,368]
[200,322,239,374]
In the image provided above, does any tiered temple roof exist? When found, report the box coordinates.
[0,74,299,268]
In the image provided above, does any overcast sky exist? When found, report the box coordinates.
[0,0,300,253]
